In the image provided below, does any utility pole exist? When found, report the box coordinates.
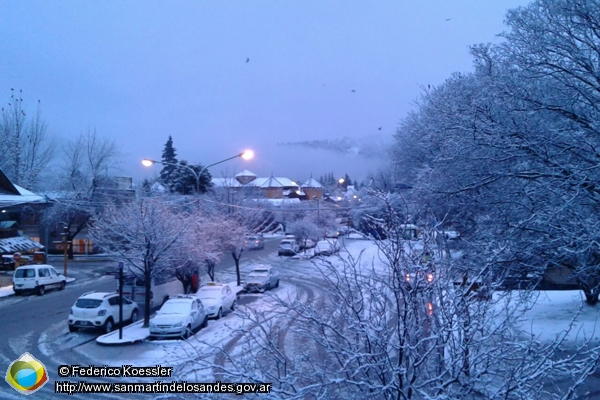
[60,225,70,277]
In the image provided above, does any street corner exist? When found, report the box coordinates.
[96,320,150,346]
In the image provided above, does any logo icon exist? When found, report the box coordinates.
[5,352,49,395]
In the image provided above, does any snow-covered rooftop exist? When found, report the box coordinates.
[235,169,257,177]
[301,177,323,188]
[0,235,44,253]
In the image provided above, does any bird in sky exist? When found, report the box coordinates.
[445,18,451,21]
[378,127,382,131]
[246,57,250,63]
[351,89,356,93]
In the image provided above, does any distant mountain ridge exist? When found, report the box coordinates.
[277,135,391,158]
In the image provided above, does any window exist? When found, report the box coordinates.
[108,297,119,306]
[50,268,58,276]
[76,299,102,308]
[39,269,49,277]
[15,269,35,278]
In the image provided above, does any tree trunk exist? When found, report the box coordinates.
[232,251,242,286]
[205,260,215,282]
[143,266,152,328]
[583,288,600,305]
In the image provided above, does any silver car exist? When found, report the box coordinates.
[244,266,280,293]
[149,295,208,339]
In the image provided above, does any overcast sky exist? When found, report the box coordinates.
[1,0,530,184]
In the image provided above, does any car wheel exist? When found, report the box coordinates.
[130,309,138,323]
[266,282,271,291]
[216,308,222,320]
[59,281,66,291]
[183,325,192,339]
[231,300,237,311]
[104,318,114,333]
[68,325,78,333]
[37,286,45,296]
[275,280,280,288]
[201,316,208,329]
[13,289,21,296]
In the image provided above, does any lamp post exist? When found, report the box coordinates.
[142,150,254,194]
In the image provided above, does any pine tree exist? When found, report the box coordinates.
[160,136,178,192]
[170,160,213,195]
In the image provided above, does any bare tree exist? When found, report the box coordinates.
[44,129,121,257]
[0,90,55,189]
[89,196,190,327]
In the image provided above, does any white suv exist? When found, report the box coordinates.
[68,292,139,333]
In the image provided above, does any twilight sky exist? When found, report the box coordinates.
[0,0,529,185]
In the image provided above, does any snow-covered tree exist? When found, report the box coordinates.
[0,90,55,189]
[89,196,190,327]
[391,0,600,304]
[159,135,178,190]
[184,198,599,398]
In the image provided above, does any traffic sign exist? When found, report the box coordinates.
[13,253,21,262]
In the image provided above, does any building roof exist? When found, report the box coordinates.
[0,235,44,253]
[0,169,46,207]
[212,177,243,188]
[301,177,323,188]
[235,169,257,177]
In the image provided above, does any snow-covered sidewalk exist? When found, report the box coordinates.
[96,320,149,345]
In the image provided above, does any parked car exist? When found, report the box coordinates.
[1,255,16,271]
[338,226,351,236]
[243,266,280,293]
[278,239,300,256]
[245,235,265,250]
[68,291,139,333]
[13,264,66,296]
[314,239,340,256]
[195,282,237,319]
[149,295,208,339]
[325,229,341,239]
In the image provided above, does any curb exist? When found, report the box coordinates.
[96,320,150,346]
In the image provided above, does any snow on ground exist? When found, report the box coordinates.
[97,320,149,345]
[77,238,600,380]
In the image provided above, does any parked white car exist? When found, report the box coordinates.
[149,295,208,339]
[314,239,340,256]
[278,239,300,256]
[13,264,66,296]
[68,292,139,333]
[195,282,237,319]
[243,266,280,293]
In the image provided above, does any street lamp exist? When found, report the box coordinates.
[142,149,254,194]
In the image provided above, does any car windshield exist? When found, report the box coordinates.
[158,301,189,315]
[197,289,221,299]
[250,269,269,277]
[75,299,103,309]
[15,268,36,278]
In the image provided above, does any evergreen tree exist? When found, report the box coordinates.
[342,173,351,190]
[160,136,178,192]
[170,160,213,195]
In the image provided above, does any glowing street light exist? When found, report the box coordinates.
[142,150,254,193]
